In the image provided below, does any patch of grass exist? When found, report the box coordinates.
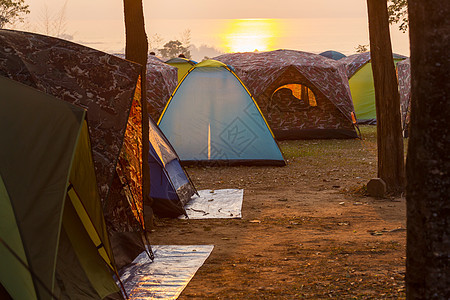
[279,125,379,161]
[359,125,377,140]
[280,142,318,159]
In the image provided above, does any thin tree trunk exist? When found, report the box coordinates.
[123,0,150,221]
[406,0,450,298]
[366,0,406,193]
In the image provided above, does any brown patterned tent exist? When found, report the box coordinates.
[341,52,372,78]
[0,29,149,268]
[397,58,411,137]
[146,55,178,121]
[114,53,178,121]
[214,49,358,139]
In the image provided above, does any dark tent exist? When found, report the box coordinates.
[148,117,197,217]
[319,50,346,60]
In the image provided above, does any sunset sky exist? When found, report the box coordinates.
[19,0,410,61]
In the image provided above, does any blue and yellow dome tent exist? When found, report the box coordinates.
[158,60,286,166]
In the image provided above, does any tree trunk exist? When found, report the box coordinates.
[406,0,450,298]
[366,0,406,193]
[123,0,151,222]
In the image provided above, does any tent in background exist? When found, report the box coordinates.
[0,76,121,299]
[166,57,197,83]
[0,29,150,269]
[148,117,198,217]
[158,60,286,166]
[215,50,358,140]
[319,50,346,60]
[397,58,411,137]
[340,52,407,124]
[147,55,178,121]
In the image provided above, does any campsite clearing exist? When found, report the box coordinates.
[150,126,407,299]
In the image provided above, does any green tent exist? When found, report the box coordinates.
[166,57,197,83]
[341,52,406,124]
[0,76,121,299]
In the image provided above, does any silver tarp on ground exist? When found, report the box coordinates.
[119,245,214,299]
[180,189,244,219]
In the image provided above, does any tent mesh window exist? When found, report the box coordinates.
[270,83,317,112]
[259,67,353,132]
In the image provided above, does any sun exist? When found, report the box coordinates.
[222,19,280,53]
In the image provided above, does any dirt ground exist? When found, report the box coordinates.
[150,127,407,299]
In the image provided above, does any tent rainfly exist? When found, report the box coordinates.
[340,51,407,124]
[158,59,286,166]
[0,76,122,299]
[215,50,358,140]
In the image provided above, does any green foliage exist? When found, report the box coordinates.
[159,40,191,59]
[38,1,69,38]
[355,44,369,53]
[0,0,29,28]
[387,0,408,32]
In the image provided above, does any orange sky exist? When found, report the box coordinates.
[20,0,409,60]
